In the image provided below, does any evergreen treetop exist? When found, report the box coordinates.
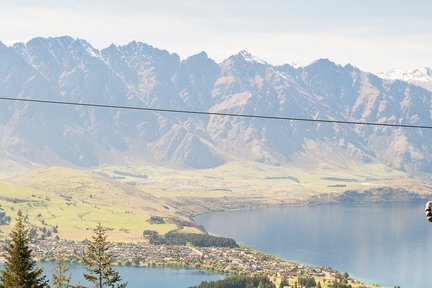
[0,210,48,288]
[82,223,127,288]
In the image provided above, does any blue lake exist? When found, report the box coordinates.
[196,202,429,288]
[37,263,223,288]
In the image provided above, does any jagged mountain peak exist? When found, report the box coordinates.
[343,63,358,71]
[305,58,339,70]
[181,51,217,69]
[122,40,154,52]
[26,36,74,47]
[117,41,179,60]
[69,38,101,56]
[219,50,269,76]
[184,51,208,61]
[26,36,74,63]
[229,50,267,65]
[14,36,76,62]
[275,64,297,74]
[0,36,431,173]
[289,62,303,69]
[301,59,362,85]
[237,50,253,58]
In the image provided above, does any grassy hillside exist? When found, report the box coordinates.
[96,160,430,202]
[0,162,430,241]
[0,167,183,242]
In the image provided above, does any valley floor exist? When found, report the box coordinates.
[0,162,431,242]
[0,162,426,287]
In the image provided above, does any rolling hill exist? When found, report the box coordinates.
[0,162,430,241]
[0,167,189,241]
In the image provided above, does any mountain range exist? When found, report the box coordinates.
[0,36,431,174]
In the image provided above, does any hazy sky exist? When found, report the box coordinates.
[1,0,431,72]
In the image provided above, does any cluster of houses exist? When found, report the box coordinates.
[31,239,341,281]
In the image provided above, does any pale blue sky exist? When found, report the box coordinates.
[1,0,431,72]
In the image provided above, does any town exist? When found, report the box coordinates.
[30,239,372,287]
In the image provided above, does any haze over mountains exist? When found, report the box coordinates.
[0,36,431,174]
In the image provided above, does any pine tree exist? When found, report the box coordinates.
[82,223,127,288]
[52,257,72,288]
[0,210,48,288]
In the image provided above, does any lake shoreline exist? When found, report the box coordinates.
[27,239,375,288]
[188,187,430,218]
[195,202,429,287]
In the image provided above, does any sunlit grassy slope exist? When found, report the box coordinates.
[0,167,179,241]
[96,160,429,201]
[0,161,429,242]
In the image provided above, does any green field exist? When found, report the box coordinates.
[96,161,430,204]
[0,167,180,241]
[0,161,430,242]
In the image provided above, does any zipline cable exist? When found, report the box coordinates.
[0,96,431,129]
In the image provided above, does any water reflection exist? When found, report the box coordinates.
[36,264,224,288]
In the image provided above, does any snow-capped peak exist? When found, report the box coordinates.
[290,61,303,69]
[378,67,432,83]
[236,50,267,65]
[73,38,109,64]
